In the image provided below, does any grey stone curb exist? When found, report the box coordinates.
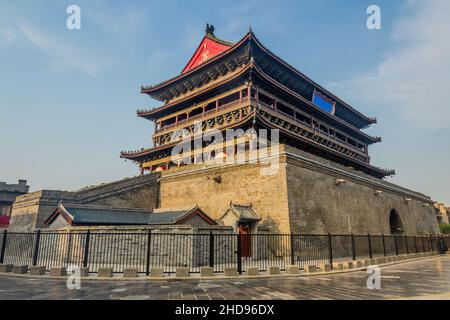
[0,254,442,282]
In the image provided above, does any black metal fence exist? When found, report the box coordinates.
[0,230,448,274]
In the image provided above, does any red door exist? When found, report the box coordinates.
[239,227,251,257]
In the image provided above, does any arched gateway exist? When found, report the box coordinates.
[389,209,404,234]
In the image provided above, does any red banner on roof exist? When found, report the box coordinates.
[181,35,231,74]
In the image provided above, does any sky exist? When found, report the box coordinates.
[0,0,449,204]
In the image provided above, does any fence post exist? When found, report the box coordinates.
[65,233,73,265]
[209,231,214,268]
[367,233,372,259]
[83,230,90,268]
[430,234,434,252]
[145,230,152,276]
[421,236,425,253]
[381,233,386,257]
[351,233,356,260]
[414,235,418,253]
[394,234,399,256]
[236,233,242,275]
[32,230,41,266]
[405,235,409,254]
[0,230,7,264]
[290,234,295,266]
[327,233,333,268]
[437,235,444,254]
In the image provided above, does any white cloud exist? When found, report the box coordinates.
[86,3,148,42]
[147,48,172,68]
[19,24,113,76]
[0,28,15,45]
[330,0,450,132]
[0,17,16,46]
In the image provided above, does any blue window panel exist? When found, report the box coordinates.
[313,91,335,114]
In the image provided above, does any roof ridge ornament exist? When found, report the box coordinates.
[205,23,215,37]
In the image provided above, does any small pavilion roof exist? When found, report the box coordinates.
[220,202,262,222]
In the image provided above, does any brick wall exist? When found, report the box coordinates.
[284,146,439,235]
[159,159,291,233]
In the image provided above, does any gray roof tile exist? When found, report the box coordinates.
[51,203,208,226]
[64,206,151,225]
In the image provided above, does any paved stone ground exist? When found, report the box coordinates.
[0,256,449,300]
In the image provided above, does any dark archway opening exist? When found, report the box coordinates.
[389,209,404,234]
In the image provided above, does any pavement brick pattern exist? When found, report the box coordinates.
[0,256,449,300]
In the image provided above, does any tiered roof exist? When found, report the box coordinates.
[140,30,376,129]
[121,26,394,179]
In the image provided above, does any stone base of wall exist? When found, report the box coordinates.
[7,145,439,235]
[158,144,439,235]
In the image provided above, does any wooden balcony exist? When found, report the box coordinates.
[154,97,250,137]
[256,103,369,163]
[255,101,369,160]
[151,95,370,164]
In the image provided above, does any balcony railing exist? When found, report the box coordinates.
[153,95,369,161]
[256,101,369,160]
[155,97,250,135]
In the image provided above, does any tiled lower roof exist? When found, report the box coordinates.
[45,203,216,226]
[63,205,152,225]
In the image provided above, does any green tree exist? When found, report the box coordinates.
[439,223,450,234]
